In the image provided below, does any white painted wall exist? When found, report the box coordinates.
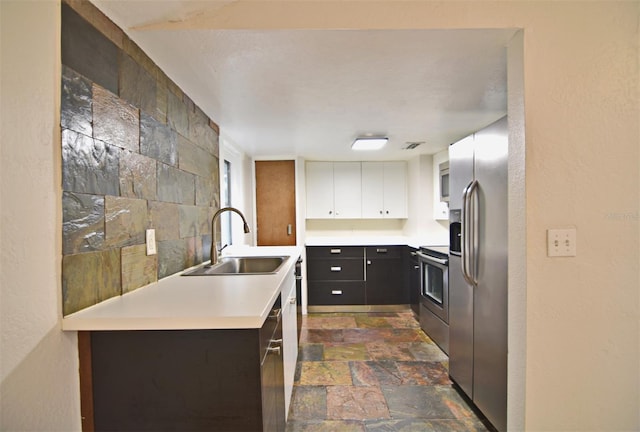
[219,134,255,246]
[0,1,81,430]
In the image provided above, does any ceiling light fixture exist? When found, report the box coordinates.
[351,137,388,151]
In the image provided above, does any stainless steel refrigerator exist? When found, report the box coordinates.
[448,116,508,432]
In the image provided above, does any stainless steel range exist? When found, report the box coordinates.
[416,245,449,354]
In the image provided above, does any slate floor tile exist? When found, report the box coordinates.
[287,312,488,431]
[299,361,352,385]
[381,385,457,419]
[327,386,390,421]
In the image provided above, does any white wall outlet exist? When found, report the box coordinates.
[146,229,157,255]
[547,228,577,257]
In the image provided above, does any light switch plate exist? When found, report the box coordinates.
[547,228,576,257]
[146,229,157,255]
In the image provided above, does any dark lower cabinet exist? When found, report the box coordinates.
[84,297,285,432]
[365,246,407,305]
[407,247,421,315]
[306,245,407,306]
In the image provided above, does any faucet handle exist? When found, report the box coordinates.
[218,243,229,254]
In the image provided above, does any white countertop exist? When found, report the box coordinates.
[62,246,303,331]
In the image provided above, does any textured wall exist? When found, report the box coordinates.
[60,1,220,315]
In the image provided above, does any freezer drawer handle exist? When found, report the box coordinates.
[330,248,341,254]
[331,290,343,295]
[330,266,342,272]
[376,248,387,253]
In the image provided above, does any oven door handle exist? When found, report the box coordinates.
[415,251,448,266]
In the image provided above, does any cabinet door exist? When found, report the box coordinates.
[333,162,362,218]
[361,162,407,218]
[408,249,421,315]
[382,161,407,218]
[361,162,385,218]
[261,317,285,432]
[281,271,298,420]
[306,162,334,218]
[365,246,406,305]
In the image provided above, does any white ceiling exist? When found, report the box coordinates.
[92,1,514,161]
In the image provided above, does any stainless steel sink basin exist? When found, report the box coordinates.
[182,256,288,276]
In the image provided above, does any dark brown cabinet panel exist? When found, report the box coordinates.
[365,246,407,305]
[86,297,285,432]
[306,246,364,258]
[307,258,364,281]
[306,245,407,306]
[308,281,366,305]
[407,247,421,315]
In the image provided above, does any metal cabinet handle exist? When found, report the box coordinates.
[376,248,387,253]
[330,248,341,254]
[267,346,281,355]
[331,290,343,295]
[330,266,341,272]
[366,260,371,265]
[269,308,282,320]
[289,297,296,304]
[287,224,292,235]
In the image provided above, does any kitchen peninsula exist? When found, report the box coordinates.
[63,246,302,432]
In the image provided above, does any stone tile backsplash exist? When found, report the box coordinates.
[61,1,220,315]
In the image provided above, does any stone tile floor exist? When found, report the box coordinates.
[286,311,490,432]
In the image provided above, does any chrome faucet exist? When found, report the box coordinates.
[209,207,250,266]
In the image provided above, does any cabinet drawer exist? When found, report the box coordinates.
[306,246,363,259]
[365,245,404,259]
[307,258,364,281]
[308,282,366,305]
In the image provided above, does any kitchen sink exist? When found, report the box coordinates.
[182,256,289,276]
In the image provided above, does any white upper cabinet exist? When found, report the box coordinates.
[306,160,407,219]
[361,161,408,219]
[306,162,335,218]
[306,161,361,219]
[333,162,362,218]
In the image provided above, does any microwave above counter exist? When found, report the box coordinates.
[439,161,450,203]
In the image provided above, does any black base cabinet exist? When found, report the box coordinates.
[306,246,407,306]
[407,247,421,315]
[87,297,285,432]
[365,246,407,305]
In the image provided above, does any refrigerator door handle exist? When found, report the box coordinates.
[462,180,478,285]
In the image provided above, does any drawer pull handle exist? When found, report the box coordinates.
[330,249,341,254]
[267,346,281,356]
[330,266,342,272]
[376,248,387,253]
[331,290,343,295]
[269,308,282,320]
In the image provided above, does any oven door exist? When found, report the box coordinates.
[416,251,449,324]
